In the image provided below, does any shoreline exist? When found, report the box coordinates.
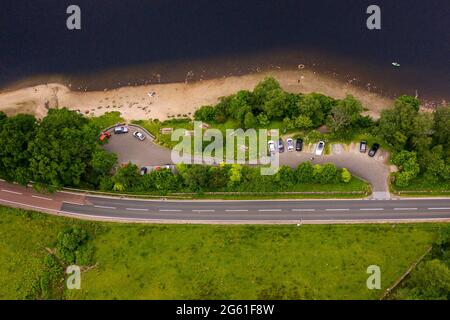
[0,69,395,121]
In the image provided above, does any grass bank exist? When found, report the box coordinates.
[0,206,446,300]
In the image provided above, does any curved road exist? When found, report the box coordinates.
[1,181,449,224]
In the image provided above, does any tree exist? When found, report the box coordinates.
[406,259,450,300]
[56,227,91,265]
[28,109,97,187]
[391,151,420,187]
[275,166,295,188]
[194,105,216,122]
[180,165,210,191]
[319,163,339,183]
[111,163,140,191]
[294,115,314,130]
[243,111,257,129]
[295,162,314,183]
[328,95,363,134]
[433,105,450,149]
[253,77,281,108]
[256,113,270,127]
[378,96,431,152]
[86,146,117,186]
[0,114,37,184]
[263,89,288,119]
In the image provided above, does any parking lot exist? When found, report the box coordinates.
[103,126,391,197]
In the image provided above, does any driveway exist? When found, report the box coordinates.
[103,129,391,198]
[103,128,172,167]
[279,142,390,196]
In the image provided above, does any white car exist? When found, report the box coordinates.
[133,131,146,141]
[315,141,325,156]
[114,126,129,134]
[286,138,294,151]
[268,140,276,154]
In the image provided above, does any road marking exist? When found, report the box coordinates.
[94,205,116,210]
[428,207,450,210]
[32,195,52,201]
[63,201,83,206]
[1,189,22,195]
[393,208,418,211]
[192,209,215,212]
[159,209,182,212]
[225,209,249,212]
[359,208,384,211]
[291,209,315,212]
[126,208,149,211]
[258,209,282,212]
[326,208,349,211]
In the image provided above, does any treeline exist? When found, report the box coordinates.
[377,96,450,187]
[195,77,449,187]
[0,109,117,189]
[100,162,354,194]
[391,227,450,300]
[194,77,371,135]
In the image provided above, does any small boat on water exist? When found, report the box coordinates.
[392,62,400,67]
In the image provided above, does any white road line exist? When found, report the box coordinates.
[394,208,418,211]
[291,209,315,212]
[192,209,215,212]
[258,209,282,212]
[94,205,117,210]
[359,208,384,211]
[62,201,83,206]
[31,195,52,201]
[326,208,349,211]
[159,209,182,212]
[1,189,22,195]
[225,209,249,212]
[428,207,450,210]
[126,208,149,211]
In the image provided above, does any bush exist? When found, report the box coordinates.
[341,168,352,183]
[295,162,314,183]
[56,227,91,265]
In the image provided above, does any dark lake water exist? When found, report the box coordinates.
[0,0,449,101]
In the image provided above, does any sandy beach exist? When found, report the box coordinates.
[0,69,394,121]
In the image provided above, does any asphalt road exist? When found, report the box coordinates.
[1,181,449,224]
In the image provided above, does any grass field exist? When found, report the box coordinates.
[1,206,446,300]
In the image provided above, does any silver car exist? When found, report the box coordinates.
[133,131,146,141]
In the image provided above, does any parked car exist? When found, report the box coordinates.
[268,140,276,154]
[278,138,285,153]
[99,131,111,142]
[368,143,380,157]
[140,167,148,175]
[114,126,129,134]
[286,138,294,151]
[359,140,367,153]
[295,138,303,151]
[133,131,146,141]
[315,141,325,156]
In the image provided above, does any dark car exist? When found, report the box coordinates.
[368,143,380,157]
[295,138,303,151]
[359,140,367,153]
[278,138,285,153]
[140,167,148,175]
